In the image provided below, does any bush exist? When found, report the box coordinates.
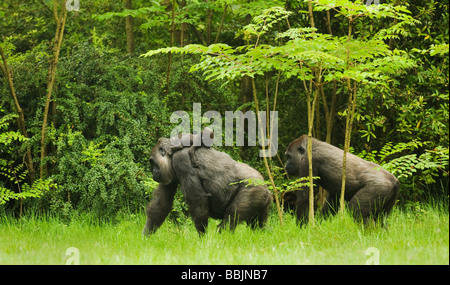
[48,130,149,219]
[37,43,175,218]
[0,110,55,216]
[358,140,449,202]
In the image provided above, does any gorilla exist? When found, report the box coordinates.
[284,135,399,225]
[143,130,272,235]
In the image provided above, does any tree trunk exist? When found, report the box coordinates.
[206,1,213,45]
[339,18,355,215]
[318,82,337,208]
[124,0,135,54]
[306,0,316,226]
[308,0,315,30]
[0,47,36,183]
[179,1,188,47]
[339,81,357,215]
[214,4,227,44]
[165,0,176,93]
[305,79,319,226]
[40,0,68,179]
[251,78,283,227]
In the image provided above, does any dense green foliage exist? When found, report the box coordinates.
[0,0,448,221]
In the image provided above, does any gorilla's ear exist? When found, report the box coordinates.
[298,146,305,155]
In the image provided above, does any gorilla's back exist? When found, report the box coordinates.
[191,148,264,218]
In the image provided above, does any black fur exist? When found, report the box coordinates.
[284,135,399,225]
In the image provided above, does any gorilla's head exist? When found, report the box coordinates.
[284,135,308,177]
[150,138,176,185]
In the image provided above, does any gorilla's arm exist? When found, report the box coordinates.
[172,150,211,234]
[143,181,178,235]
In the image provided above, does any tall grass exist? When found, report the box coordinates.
[0,203,448,265]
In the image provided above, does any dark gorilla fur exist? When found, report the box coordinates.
[284,135,399,225]
[143,131,272,235]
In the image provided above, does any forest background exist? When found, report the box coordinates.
[0,0,448,223]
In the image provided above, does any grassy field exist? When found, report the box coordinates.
[0,203,448,265]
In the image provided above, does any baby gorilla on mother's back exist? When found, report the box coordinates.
[143,135,272,235]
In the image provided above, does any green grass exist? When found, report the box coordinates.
[0,204,448,265]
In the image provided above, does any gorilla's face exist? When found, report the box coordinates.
[284,137,307,177]
[150,138,176,185]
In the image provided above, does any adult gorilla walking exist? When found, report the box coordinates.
[143,133,272,235]
[284,135,399,225]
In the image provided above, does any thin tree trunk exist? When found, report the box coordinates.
[303,75,319,226]
[272,71,287,177]
[0,47,36,183]
[251,78,284,227]
[327,81,337,143]
[339,81,357,215]
[214,4,227,44]
[301,67,314,226]
[339,18,355,215]
[40,0,68,179]
[166,0,176,93]
[124,0,135,54]
[206,1,213,45]
[179,1,188,47]
[306,87,316,226]
[325,10,332,35]
[306,0,316,225]
[308,0,315,30]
